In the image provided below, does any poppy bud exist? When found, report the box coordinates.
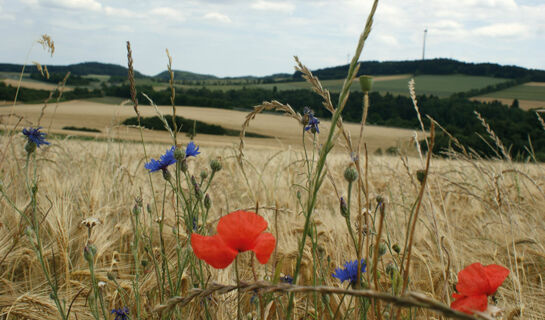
[340,197,348,217]
[0,179,3,192]
[174,148,186,161]
[296,190,302,200]
[392,243,401,254]
[107,272,117,281]
[416,169,426,184]
[344,166,358,182]
[25,141,37,154]
[210,159,222,172]
[146,204,152,214]
[204,194,211,210]
[359,75,373,92]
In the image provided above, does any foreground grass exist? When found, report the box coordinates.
[0,136,543,319]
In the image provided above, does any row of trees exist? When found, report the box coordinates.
[296,59,545,81]
[105,85,544,160]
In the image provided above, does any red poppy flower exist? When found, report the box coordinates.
[451,262,509,314]
[190,210,276,269]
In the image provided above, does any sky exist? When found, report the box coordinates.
[1,0,544,77]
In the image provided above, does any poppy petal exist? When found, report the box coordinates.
[217,210,268,252]
[483,264,509,295]
[251,232,276,264]
[456,263,490,296]
[191,234,238,269]
[451,294,488,314]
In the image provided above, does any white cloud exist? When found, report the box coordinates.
[204,12,231,23]
[474,23,529,37]
[376,34,399,46]
[104,6,139,18]
[150,7,185,21]
[251,0,295,13]
[44,0,102,11]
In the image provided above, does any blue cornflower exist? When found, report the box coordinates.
[145,146,176,172]
[22,127,50,148]
[111,307,129,320]
[280,275,293,284]
[332,259,366,285]
[185,141,200,157]
[303,107,320,134]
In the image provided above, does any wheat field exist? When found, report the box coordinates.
[0,132,544,318]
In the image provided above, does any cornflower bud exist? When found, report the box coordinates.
[340,197,349,217]
[132,204,141,216]
[84,244,97,263]
[191,175,198,187]
[162,168,172,181]
[392,243,401,254]
[174,147,186,161]
[344,166,358,183]
[180,159,188,173]
[107,272,117,281]
[204,194,211,210]
[25,141,37,154]
[378,242,387,256]
[200,170,208,181]
[210,159,222,172]
[386,262,397,277]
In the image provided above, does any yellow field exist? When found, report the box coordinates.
[2,78,74,92]
[0,100,422,152]
[471,97,545,111]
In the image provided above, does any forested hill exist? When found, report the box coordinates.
[154,70,217,81]
[295,59,545,81]
[0,62,147,78]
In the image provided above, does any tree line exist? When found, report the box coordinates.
[2,81,544,161]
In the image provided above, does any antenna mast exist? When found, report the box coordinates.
[422,28,428,60]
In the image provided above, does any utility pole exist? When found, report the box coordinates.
[422,28,428,60]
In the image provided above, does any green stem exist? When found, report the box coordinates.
[235,256,242,320]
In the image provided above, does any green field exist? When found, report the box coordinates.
[165,74,510,97]
[481,83,545,101]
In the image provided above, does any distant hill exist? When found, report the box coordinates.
[154,70,218,81]
[0,62,147,78]
[295,59,545,82]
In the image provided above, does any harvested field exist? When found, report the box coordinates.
[0,100,422,152]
